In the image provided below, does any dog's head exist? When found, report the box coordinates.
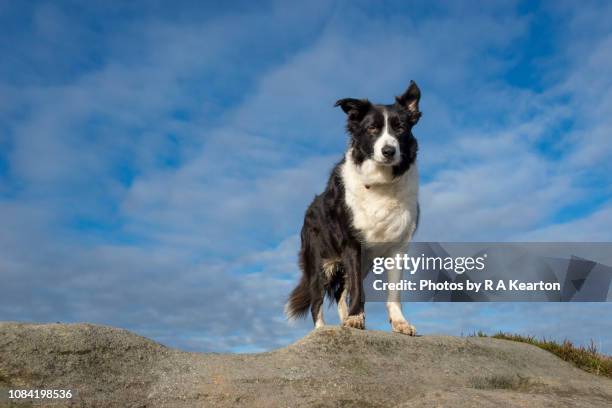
[335,81,421,168]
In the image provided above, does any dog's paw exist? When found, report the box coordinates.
[391,320,416,336]
[342,314,365,330]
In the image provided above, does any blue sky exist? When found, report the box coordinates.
[1,0,611,353]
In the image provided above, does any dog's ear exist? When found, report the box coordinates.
[334,98,371,121]
[395,80,421,124]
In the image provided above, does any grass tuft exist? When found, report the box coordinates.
[471,331,612,378]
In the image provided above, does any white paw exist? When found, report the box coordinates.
[342,314,365,330]
[391,320,416,336]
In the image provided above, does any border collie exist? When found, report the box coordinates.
[285,81,421,335]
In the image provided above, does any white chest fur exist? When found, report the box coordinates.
[341,151,419,245]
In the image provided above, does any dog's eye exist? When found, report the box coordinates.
[367,126,379,134]
[393,123,405,132]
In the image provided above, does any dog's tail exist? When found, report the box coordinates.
[285,237,314,321]
[285,276,311,322]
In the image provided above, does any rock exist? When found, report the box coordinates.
[1,322,611,407]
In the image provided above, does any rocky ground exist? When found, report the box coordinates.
[1,322,611,407]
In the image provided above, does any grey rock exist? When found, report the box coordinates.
[0,322,611,407]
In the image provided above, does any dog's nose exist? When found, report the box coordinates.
[382,145,396,158]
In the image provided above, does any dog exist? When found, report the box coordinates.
[285,81,421,335]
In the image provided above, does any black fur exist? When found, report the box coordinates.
[286,81,421,326]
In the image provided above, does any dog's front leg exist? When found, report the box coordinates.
[341,245,365,329]
[387,264,416,336]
